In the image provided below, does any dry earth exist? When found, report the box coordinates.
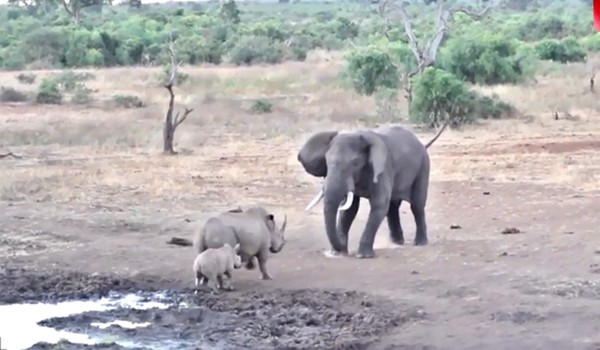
[1,51,600,349]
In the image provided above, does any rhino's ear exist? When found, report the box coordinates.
[234,243,240,253]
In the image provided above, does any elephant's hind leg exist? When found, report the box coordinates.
[411,203,428,246]
[387,199,404,245]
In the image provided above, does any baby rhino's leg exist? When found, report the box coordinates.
[207,276,220,294]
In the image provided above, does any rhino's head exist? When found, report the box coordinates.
[245,206,287,254]
[267,213,287,254]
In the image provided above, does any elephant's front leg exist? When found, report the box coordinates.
[337,195,360,249]
[387,200,404,245]
[356,196,389,259]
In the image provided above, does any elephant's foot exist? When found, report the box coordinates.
[390,236,405,246]
[323,250,347,259]
[260,273,272,280]
[356,244,375,259]
[414,236,428,246]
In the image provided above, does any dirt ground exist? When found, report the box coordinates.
[1,55,600,349]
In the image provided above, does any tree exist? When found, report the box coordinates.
[220,0,241,25]
[60,0,108,24]
[162,37,193,155]
[376,0,493,103]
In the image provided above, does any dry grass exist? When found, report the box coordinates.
[1,49,600,210]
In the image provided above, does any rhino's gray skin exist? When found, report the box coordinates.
[193,243,242,294]
[194,206,287,281]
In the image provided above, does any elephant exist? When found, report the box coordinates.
[297,124,447,259]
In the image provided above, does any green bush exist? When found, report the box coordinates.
[250,99,273,114]
[535,37,587,63]
[229,36,285,65]
[112,94,144,108]
[410,67,515,127]
[343,46,399,96]
[439,34,536,85]
[16,73,36,84]
[35,79,63,104]
[0,86,28,102]
[71,85,93,105]
[580,34,600,52]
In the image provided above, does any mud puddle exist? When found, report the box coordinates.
[0,267,427,350]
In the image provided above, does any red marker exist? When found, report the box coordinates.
[595,0,600,31]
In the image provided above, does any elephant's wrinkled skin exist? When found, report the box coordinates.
[297,124,447,259]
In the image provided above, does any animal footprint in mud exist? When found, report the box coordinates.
[501,227,521,235]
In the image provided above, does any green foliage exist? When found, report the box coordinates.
[580,34,600,52]
[535,37,587,63]
[343,46,399,96]
[410,67,515,127]
[229,36,285,65]
[16,72,36,84]
[439,34,535,85]
[220,0,241,25]
[52,70,95,91]
[71,84,93,105]
[36,79,63,104]
[112,94,144,108]
[250,99,273,114]
[0,86,28,102]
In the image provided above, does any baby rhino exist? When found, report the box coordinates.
[192,243,242,294]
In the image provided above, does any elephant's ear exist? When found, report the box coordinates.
[360,132,387,184]
[297,131,338,178]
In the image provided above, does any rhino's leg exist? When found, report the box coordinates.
[207,277,220,294]
[257,248,272,280]
[194,276,200,295]
[245,256,256,270]
[216,275,225,289]
[222,272,235,291]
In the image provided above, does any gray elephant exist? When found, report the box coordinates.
[297,124,447,259]
[193,206,287,280]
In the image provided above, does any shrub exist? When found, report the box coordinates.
[343,46,399,96]
[410,67,515,127]
[0,86,28,102]
[72,85,93,105]
[16,73,36,84]
[580,34,600,52]
[250,99,273,114]
[439,34,536,85]
[35,79,63,104]
[535,37,587,63]
[112,94,144,108]
[53,71,96,91]
[229,36,285,65]
[160,67,189,85]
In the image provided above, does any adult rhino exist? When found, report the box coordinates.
[297,124,447,259]
[194,206,287,280]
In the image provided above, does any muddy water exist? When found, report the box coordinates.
[0,267,425,349]
[0,292,172,350]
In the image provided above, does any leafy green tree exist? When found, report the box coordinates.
[220,0,240,25]
[343,46,399,96]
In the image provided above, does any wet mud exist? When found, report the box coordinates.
[0,266,157,304]
[1,267,425,350]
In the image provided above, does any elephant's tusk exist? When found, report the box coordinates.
[305,190,324,211]
[338,191,354,211]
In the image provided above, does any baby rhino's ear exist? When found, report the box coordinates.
[234,243,241,253]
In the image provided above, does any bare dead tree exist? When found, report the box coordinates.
[162,39,193,155]
[0,152,22,159]
[377,0,493,103]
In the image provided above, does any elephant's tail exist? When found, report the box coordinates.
[423,122,448,149]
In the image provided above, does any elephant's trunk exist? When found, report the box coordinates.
[322,175,351,253]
